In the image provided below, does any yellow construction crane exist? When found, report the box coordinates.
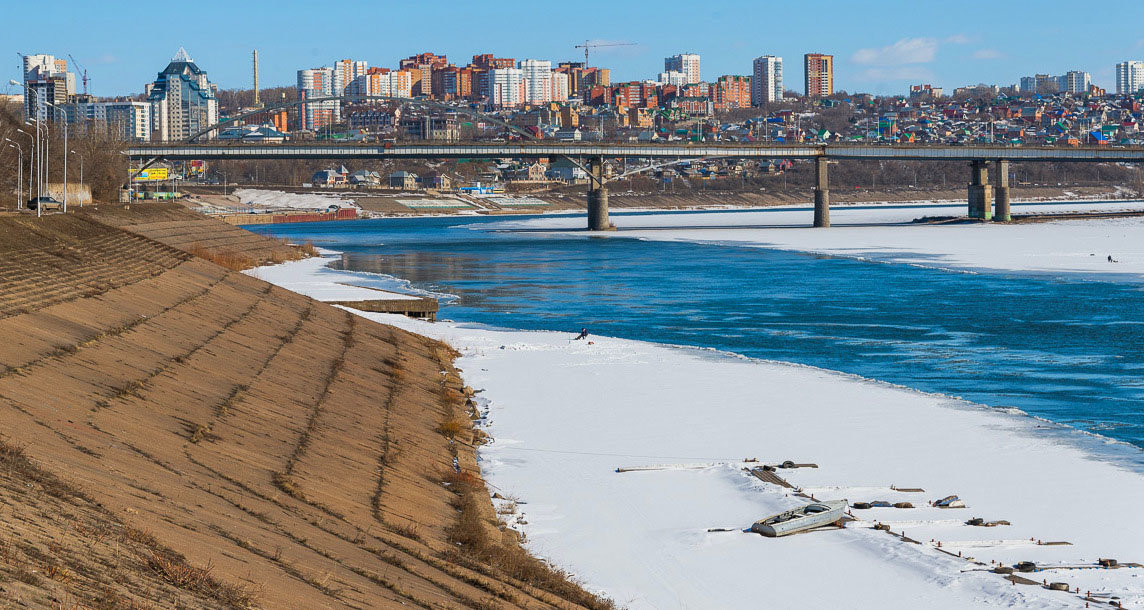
[574,40,636,65]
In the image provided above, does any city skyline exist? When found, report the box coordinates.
[4,0,1144,99]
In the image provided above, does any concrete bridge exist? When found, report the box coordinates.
[126,142,1144,230]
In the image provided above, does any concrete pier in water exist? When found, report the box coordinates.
[994,159,1011,222]
[813,157,830,228]
[968,160,993,220]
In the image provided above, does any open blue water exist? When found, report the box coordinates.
[248,212,1144,449]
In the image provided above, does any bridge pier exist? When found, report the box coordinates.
[813,157,830,227]
[967,160,993,220]
[587,156,614,231]
[993,159,1011,222]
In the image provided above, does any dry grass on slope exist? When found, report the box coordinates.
[0,213,612,609]
[0,438,260,609]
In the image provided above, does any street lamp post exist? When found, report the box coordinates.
[4,141,21,209]
[25,119,42,217]
[70,150,83,206]
[46,101,67,212]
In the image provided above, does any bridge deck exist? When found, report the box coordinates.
[127,143,1144,163]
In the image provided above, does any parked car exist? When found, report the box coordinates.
[27,196,63,211]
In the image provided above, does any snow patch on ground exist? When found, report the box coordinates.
[244,252,420,301]
[232,188,359,211]
[358,314,1144,609]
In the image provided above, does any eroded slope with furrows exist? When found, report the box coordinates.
[0,213,610,609]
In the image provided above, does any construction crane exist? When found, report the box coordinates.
[68,54,89,94]
[574,40,635,65]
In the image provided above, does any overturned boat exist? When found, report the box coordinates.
[750,500,848,537]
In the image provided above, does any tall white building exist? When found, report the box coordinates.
[1116,61,1144,94]
[665,53,700,84]
[519,59,553,104]
[658,71,687,87]
[333,59,368,95]
[145,48,218,141]
[297,66,339,130]
[1063,70,1090,94]
[488,68,524,108]
[751,55,783,104]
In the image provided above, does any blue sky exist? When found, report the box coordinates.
[4,0,1143,97]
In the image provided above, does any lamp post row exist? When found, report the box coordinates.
[7,78,85,215]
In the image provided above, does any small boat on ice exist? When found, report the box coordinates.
[750,500,848,537]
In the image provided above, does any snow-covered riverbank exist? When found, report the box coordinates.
[492,199,1144,280]
[249,252,1144,609]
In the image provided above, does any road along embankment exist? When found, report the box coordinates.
[0,208,610,609]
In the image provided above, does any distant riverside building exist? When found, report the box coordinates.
[333,59,368,95]
[349,69,413,99]
[64,100,151,141]
[551,72,569,102]
[714,75,751,109]
[399,52,448,97]
[1064,70,1090,94]
[145,48,218,141]
[751,55,783,104]
[297,67,339,131]
[909,84,943,100]
[658,71,687,87]
[804,53,834,97]
[488,68,525,108]
[519,59,553,104]
[22,53,76,121]
[665,53,701,84]
[1116,61,1144,94]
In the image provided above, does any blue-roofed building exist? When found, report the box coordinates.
[146,47,219,141]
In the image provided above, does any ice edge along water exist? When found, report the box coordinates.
[245,209,1144,609]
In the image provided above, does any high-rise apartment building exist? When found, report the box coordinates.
[146,48,218,141]
[1116,61,1144,94]
[399,52,449,97]
[488,68,525,108]
[751,55,783,105]
[665,53,701,84]
[333,59,368,95]
[519,59,553,104]
[1064,70,1090,94]
[297,66,339,131]
[350,69,413,99]
[658,71,687,87]
[551,72,569,102]
[22,54,76,121]
[804,53,833,97]
[714,75,751,109]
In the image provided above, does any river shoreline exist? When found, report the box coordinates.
[245,221,1144,608]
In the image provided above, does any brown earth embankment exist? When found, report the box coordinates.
[0,210,609,609]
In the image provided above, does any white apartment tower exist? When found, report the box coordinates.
[333,59,368,95]
[488,68,524,108]
[658,71,687,87]
[665,53,700,84]
[751,55,783,104]
[519,59,553,104]
[1116,61,1144,94]
[1063,70,1090,94]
